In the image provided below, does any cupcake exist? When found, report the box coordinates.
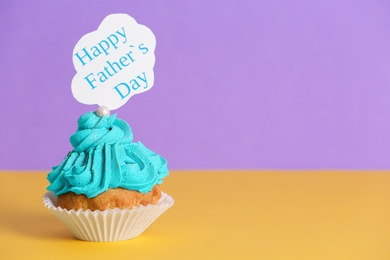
[43,108,174,242]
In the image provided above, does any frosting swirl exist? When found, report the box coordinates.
[47,112,169,198]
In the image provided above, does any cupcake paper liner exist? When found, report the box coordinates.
[43,191,174,242]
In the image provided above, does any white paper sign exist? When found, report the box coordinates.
[71,14,156,110]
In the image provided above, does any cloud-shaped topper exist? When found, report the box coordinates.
[71,14,156,110]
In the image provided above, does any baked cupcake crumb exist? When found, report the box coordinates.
[57,185,162,211]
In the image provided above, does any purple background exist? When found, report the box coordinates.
[1,0,390,170]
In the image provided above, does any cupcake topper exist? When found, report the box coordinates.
[71,14,156,111]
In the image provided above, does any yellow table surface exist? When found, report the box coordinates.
[1,170,390,260]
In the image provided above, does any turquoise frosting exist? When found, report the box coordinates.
[47,112,169,198]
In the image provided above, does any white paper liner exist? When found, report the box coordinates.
[43,191,174,242]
